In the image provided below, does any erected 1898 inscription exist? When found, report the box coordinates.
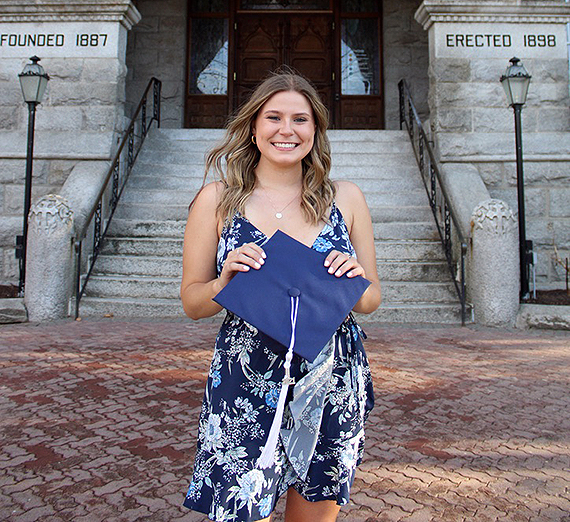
[434,22,567,59]
[445,33,558,48]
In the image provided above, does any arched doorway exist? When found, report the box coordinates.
[185,0,383,128]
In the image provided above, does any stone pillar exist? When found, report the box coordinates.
[470,199,519,326]
[24,195,74,322]
[415,0,570,292]
[0,1,140,288]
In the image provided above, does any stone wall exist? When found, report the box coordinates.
[125,0,187,128]
[417,0,570,290]
[0,1,139,286]
[383,0,429,129]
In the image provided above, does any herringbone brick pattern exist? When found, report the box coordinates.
[0,320,568,521]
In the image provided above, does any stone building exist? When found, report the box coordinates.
[0,0,569,324]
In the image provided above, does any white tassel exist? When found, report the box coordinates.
[257,295,299,469]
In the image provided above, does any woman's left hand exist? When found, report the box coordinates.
[324,250,366,279]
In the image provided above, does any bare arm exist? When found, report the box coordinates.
[328,181,381,314]
[180,182,266,320]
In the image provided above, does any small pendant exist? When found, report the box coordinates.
[275,213,283,219]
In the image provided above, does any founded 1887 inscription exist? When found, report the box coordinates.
[0,21,121,58]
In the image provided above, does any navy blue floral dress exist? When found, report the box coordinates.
[183,203,374,522]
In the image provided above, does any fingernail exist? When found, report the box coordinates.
[324,260,330,267]
[262,251,267,259]
[254,262,261,269]
[243,266,250,271]
[328,267,334,274]
[335,269,342,276]
[347,271,353,278]
[259,258,264,265]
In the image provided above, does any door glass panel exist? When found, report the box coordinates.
[189,18,228,94]
[341,18,379,95]
[240,0,329,10]
[341,0,378,12]
[191,0,229,12]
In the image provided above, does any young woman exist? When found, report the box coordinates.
[181,71,381,522]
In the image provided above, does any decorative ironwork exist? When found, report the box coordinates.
[128,126,134,169]
[153,80,161,127]
[110,162,119,212]
[93,200,102,258]
[73,77,162,318]
[141,98,147,137]
[398,79,468,325]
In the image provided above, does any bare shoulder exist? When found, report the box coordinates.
[186,180,224,237]
[192,180,223,211]
[333,180,366,204]
[333,180,368,224]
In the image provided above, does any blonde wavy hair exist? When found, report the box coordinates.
[203,70,334,226]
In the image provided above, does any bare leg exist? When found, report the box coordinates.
[284,487,340,522]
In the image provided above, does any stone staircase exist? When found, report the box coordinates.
[79,128,464,324]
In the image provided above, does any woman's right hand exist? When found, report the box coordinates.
[217,243,266,291]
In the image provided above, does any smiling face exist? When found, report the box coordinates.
[252,90,316,171]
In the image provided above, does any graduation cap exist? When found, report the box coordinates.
[213,229,370,468]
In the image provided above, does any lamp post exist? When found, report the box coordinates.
[500,57,532,300]
[16,56,49,296]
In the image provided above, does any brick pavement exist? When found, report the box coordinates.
[0,319,568,522]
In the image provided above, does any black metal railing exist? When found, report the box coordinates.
[398,79,467,325]
[73,77,161,318]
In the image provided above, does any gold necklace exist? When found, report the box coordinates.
[261,186,300,219]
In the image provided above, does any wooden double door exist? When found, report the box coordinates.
[185,3,384,129]
[234,13,334,116]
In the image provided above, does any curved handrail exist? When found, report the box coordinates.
[398,79,467,325]
[74,77,162,318]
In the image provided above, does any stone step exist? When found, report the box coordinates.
[150,128,409,143]
[114,204,189,221]
[96,255,182,276]
[128,173,426,193]
[84,271,457,302]
[131,161,421,182]
[107,219,186,238]
[136,149,418,168]
[356,302,465,325]
[370,206,433,223]
[93,257,452,282]
[373,222,439,241]
[107,219,442,241]
[119,187,430,207]
[331,165,421,179]
[78,296,465,325]
[78,296,188,320]
[141,134,410,154]
[99,237,445,262]
[141,140,414,156]
[381,281,458,303]
[376,240,445,261]
[114,202,433,222]
[377,260,451,282]
[150,128,225,141]
[85,275,181,299]
[327,130,410,142]
[101,238,183,257]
